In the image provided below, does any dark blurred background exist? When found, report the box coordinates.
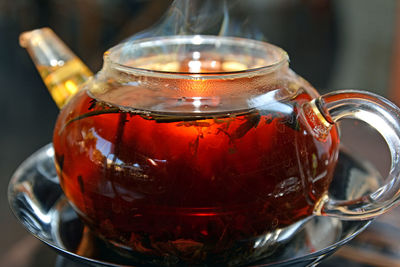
[0,0,399,266]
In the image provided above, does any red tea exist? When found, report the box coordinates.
[53,85,339,263]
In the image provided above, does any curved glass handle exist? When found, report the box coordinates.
[312,90,400,220]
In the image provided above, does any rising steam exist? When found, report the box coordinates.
[117,0,266,66]
[123,0,264,42]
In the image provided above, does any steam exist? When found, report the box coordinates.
[125,0,231,41]
[123,0,264,42]
[115,0,267,68]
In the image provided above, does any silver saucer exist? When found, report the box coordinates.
[9,144,380,266]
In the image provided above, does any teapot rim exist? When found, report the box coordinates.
[103,35,289,80]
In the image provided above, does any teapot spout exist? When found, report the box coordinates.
[20,28,92,108]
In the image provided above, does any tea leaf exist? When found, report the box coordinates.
[56,153,64,172]
[281,112,300,131]
[77,175,84,194]
[88,99,97,110]
[61,108,121,132]
[231,113,261,140]
[177,121,211,127]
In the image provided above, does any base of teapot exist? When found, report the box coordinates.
[94,218,310,266]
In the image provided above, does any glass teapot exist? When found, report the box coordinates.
[20,28,400,266]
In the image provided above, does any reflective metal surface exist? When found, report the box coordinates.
[8,144,378,266]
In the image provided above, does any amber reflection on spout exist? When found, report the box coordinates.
[36,59,92,108]
[20,28,92,108]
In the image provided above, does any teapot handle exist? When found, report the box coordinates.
[311,90,400,220]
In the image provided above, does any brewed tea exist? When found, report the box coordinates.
[53,84,339,264]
